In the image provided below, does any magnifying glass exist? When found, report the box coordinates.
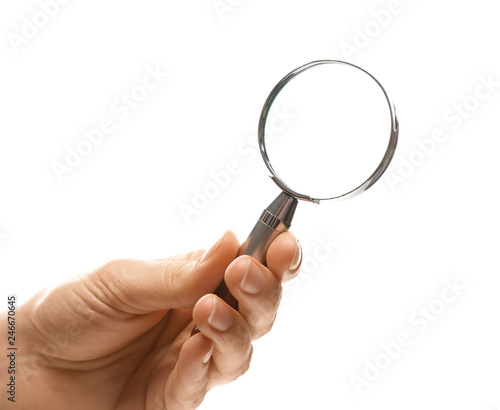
[194,60,398,332]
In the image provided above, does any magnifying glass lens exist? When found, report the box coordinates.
[263,63,393,200]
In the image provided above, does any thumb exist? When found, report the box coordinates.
[87,230,239,313]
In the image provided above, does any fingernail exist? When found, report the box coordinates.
[240,259,265,294]
[208,295,233,331]
[202,342,215,364]
[200,233,225,264]
[289,239,302,271]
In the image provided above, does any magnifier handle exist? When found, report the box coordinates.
[191,192,297,335]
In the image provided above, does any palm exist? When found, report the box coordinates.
[37,307,195,409]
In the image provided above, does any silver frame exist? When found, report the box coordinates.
[258,59,399,204]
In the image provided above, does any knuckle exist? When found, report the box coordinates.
[162,260,197,306]
[168,393,205,410]
[252,310,277,340]
[263,285,282,309]
[241,344,253,375]
[174,389,206,410]
[163,261,181,291]
[91,258,146,314]
[248,285,281,339]
[162,261,185,306]
[214,342,253,385]
[221,322,252,353]
[99,258,130,275]
[95,259,134,295]
[190,389,207,409]
[234,344,253,380]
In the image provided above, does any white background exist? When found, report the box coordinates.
[1,1,499,409]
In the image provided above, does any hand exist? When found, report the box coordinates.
[3,230,302,409]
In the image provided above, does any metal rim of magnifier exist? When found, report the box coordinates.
[258,59,399,204]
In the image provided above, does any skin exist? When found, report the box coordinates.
[0,230,301,409]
